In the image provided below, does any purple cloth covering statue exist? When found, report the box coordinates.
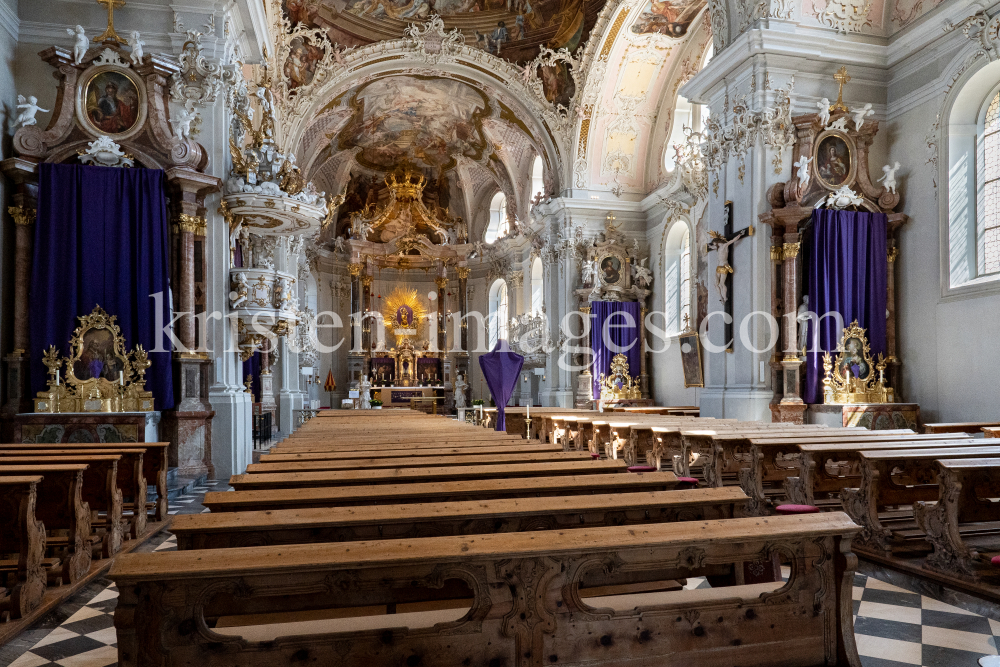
[478,339,524,431]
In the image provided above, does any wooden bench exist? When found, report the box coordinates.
[0,448,149,538]
[229,459,629,490]
[0,476,46,620]
[258,443,564,463]
[247,451,597,474]
[204,472,685,512]
[840,445,1000,554]
[110,512,862,667]
[0,442,170,521]
[915,458,1000,578]
[272,436,531,453]
[0,464,92,584]
[924,421,1000,434]
[171,487,749,550]
[986,427,1000,439]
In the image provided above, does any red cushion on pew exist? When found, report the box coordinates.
[775,504,820,515]
[990,555,1000,567]
[591,453,600,459]
[627,466,658,473]
[676,477,699,487]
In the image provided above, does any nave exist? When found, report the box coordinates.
[5,409,1000,666]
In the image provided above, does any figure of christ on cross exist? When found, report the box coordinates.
[96,0,127,45]
[706,227,751,304]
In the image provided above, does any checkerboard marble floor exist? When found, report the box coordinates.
[3,479,999,667]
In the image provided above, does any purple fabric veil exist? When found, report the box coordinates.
[478,339,524,431]
[590,301,641,399]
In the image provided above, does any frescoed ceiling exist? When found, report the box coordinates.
[283,0,607,63]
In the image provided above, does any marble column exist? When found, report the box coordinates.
[639,305,649,398]
[361,273,373,376]
[575,305,594,409]
[455,265,470,407]
[775,236,807,424]
[1,206,36,424]
[435,275,447,353]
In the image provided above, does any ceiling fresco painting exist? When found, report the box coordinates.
[336,76,491,172]
[282,0,607,63]
[631,0,706,36]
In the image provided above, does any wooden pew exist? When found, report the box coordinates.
[272,436,533,453]
[110,513,862,667]
[0,456,125,558]
[0,442,170,521]
[985,427,1000,439]
[203,473,685,512]
[229,459,629,490]
[247,450,596,473]
[915,458,1000,578]
[0,476,46,620]
[0,448,148,538]
[171,487,749,550]
[0,464,91,584]
[840,445,1000,554]
[924,421,1000,434]
[259,443,564,463]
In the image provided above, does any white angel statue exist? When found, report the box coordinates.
[230,273,249,308]
[171,106,199,139]
[877,162,901,194]
[634,257,653,289]
[851,103,874,131]
[128,31,145,66]
[816,98,831,127]
[14,96,48,128]
[67,25,89,65]
[828,116,849,131]
[794,156,813,189]
[581,256,598,286]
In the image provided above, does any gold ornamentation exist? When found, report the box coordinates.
[770,245,783,261]
[95,0,127,45]
[360,275,373,287]
[348,263,362,276]
[174,214,207,236]
[382,286,427,338]
[832,66,851,113]
[822,320,894,405]
[887,247,899,263]
[598,353,641,402]
[782,242,800,259]
[244,375,253,393]
[580,306,591,314]
[273,320,292,337]
[456,266,471,280]
[435,277,448,289]
[34,305,154,413]
[8,206,36,226]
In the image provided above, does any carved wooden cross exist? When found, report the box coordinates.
[95,0,127,45]
[706,201,752,352]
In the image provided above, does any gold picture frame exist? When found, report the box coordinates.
[813,130,856,191]
[597,251,626,287]
[678,331,704,388]
[76,64,148,140]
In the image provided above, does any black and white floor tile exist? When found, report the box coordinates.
[3,480,999,667]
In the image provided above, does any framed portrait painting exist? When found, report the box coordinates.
[78,66,146,139]
[813,131,855,190]
[678,331,704,388]
[598,254,624,286]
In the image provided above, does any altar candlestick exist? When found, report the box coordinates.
[55,370,60,386]
[119,371,124,385]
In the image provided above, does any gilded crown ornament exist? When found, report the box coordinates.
[598,353,641,402]
[822,320,895,405]
[385,164,427,202]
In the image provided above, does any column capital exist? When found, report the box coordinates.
[456,266,471,280]
[8,205,36,226]
[435,276,449,289]
[782,242,800,260]
[360,275,373,287]
[348,262,362,276]
[173,213,207,236]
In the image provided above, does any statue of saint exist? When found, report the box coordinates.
[454,372,468,409]
[360,375,372,409]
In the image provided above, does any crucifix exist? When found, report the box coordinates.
[705,200,752,352]
[95,0,127,45]
[831,66,850,113]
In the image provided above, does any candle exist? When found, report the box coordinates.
[55,370,60,386]
[119,371,124,386]
[526,401,529,419]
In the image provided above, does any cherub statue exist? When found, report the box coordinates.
[454,372,469,409]
[521,63,533,84]
[14,95,48,128]
[128,31,145,66]
[794,156,813,189]
[633,257,653,289]
[816,98,831,127]
[877,162,901,194]
[67,25,89,65]
[827,116,849,131]
[171,106,199,139]
[706,228,750,304]
[581,255,598,286]
[851,103,874,131]
[230,272,249,308]
[274,277,288,308]
[333,236,346,253]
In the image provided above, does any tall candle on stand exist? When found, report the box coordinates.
[119,371,124,386]
[55,370,60,386]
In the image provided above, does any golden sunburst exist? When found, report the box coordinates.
[381,286,428,338]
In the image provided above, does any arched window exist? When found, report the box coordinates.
[665,43,714,171]
[982,91,1000,275]
[488,279,509,349]
[530,156,545,203]
[664,223,691,334]
[530,257,543,314]
[485,192,509,244]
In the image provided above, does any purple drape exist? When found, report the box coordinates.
[804,209,887,404]
[30,164,174,409]
[478,340,523,430]
[242,351,261,403]
[590,301,641,399]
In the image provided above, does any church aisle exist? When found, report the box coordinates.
[0,478,995,667]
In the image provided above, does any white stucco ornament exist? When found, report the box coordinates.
[826,185,863,209]
[78,135,134,168]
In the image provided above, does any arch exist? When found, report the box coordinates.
[945,56,1000,291]
[485,192,509,243]
[488,278,509,349]
[663,218,692,334]
[530,257,543,314]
